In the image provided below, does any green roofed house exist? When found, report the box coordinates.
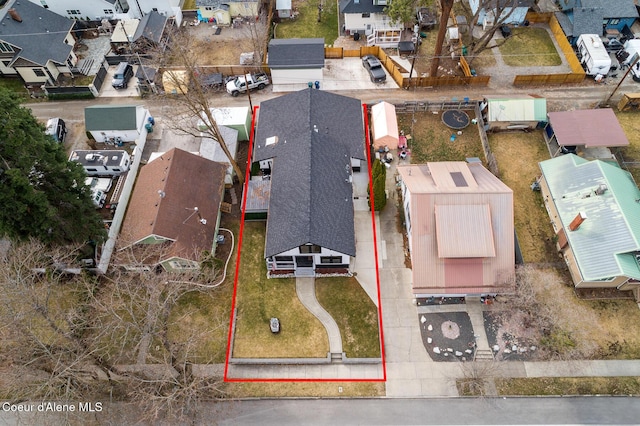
[85,105,151,143]
[481,96,547,131]
[538,154,640,302]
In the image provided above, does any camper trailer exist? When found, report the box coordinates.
[577,34,611,76]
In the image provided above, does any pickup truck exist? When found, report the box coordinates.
[226,72,270,96]
[362,55,387,83]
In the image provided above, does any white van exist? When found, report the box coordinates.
[45,117,67,143]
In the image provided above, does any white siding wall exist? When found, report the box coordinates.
[90,129,140,143]
[16,67,51,84]
[26,0,120,19]
[271,68,323,85]
[268,245,351,270]
[0,60,17,75]
[344,12,389,32]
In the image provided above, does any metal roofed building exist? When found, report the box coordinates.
[538,154,640,302]
[397,161,515,296]
[543,108,629,159]
[482,96,547,131]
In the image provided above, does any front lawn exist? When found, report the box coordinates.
[315,277,381,358]
[232,221,329,358]
[0,78,29,101]
[499,27,562,67]
[274,0,338,45]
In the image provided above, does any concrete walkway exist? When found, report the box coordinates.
[296,277,343,356]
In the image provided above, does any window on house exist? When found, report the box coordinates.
[40,0,49,8]
[113,168,121,172]
[299,244,321,254]
[33,69,46,77]
[104,9,114,14]
[87,168,97,172]
[609,19,620,25]
[66,10,81,15]
[362,12,370,18]
[320,256,343,264]
[0,42,14,53]
[1,61,10,67]
[205,6,213,10]
[275,256,293,262]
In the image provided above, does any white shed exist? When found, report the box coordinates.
[371,101,399,149]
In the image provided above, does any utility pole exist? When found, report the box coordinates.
[603,54,640,106]
[430,0,454,78]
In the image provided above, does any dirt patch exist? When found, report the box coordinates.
[483,309,542,361]
[186,19,263,65]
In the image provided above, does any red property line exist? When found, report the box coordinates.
[224,102,385,382]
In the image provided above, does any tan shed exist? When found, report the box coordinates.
[370,101,399,150]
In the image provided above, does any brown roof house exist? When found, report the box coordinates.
[397,160,515,296]
[119,148,227,271]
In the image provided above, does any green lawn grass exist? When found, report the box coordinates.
[275,0,338,45]
[499,27,562,67]
[0,78,29,101]
[615,110,640,184]
[494,377,640,396]
[232,221,329,358]
[315,277,381,358]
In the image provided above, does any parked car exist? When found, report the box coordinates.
[500,25,512,38]
[45,117,67,143]
[362,55,386,83]
[112,62,134,89]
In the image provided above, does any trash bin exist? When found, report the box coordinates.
[462,45,468,56]
[353,32,360,41]
[147,116,155,126]
[314,81,320,89]
[308,81,313,88]
[145,123,153,133]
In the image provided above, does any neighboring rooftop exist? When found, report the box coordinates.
[133,11,167,44]
[120,148,227,262]
[268,38,325,69]
[69,150,129,168]
[547,108,630,148]
[0,0,74,66]
[539,154,640,282]
[85,105,141,131]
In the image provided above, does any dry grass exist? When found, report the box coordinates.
[615,110,640,183]
[499,27,562,67]
[232,222,328,358]
[227,381,385,397]
[488,131,556,263]
[398,111,484,163]
[495,377,640,396]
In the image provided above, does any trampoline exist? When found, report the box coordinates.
[442,110,470,130]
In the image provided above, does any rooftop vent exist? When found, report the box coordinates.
[569,212,587,231]
[8,9,22,23]
[595,184,608,195]
[265,136,278,146]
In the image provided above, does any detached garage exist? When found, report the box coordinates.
[370,101,399,150]
[268,38,325,89]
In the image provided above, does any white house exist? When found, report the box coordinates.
[69,150,132,177]
[0,0,78,85]
[27,0,182,22]
[339,0,402,47]
[85,105,151,143]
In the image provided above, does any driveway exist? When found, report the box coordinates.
[98,64,140,98]
[272,58,400,92]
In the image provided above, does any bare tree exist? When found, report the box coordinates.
[457,0,521,63]
[242,11,271,65]
[153,29,246,185]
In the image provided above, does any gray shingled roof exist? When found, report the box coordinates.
[571,7,604,37]
[0,0,74,67]
[133,11,167,43]
[582,0,638,18]
[555,11,574,36]
[85,105,138,131]
[340,0,385,14]
[268,38,325,69]
[254,89,365,258]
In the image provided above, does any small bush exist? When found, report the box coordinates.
[47,92,95,101]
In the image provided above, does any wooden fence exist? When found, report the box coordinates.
[324,46,490,88]
[513,12,585,86]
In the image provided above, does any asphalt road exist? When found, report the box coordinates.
[24,75,640,124]
[209,397,640,425]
